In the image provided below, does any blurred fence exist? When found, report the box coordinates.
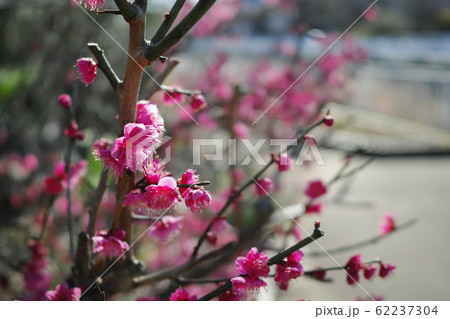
[352,59,450,130]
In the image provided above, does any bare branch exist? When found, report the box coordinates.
[146,59,179,99]
[113,0,136,20]
[88,43,121,92]
[145,0,217,62]
[151,0,187,44]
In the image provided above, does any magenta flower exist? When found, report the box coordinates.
[123,190,150,215]
[378,213,395,235]
[254,177,274,196]
[231,247,270,294]
[274,250,304,290]
[232,247,270,293]
[219,289,243,301]
[144,177,181,211]
[92,229,130,259]
[317,53,344,74]
[346,254,363,285]
[92,138,123,181]
[323,114,334,127]
[163,87,183,105]
[149,216,183,242]
[178,169,198,198]
[76,57,97,86]
[64,120,85,140]
[363,264,377,280]
[233,121,249,139]
[23,240,51,300]
[304,180,327,199]
[236,247,270,279]
[45,283,81,301]
[169,288,197,301]
[274,153,292,172]
[305,203,323,214]
[58,94,72,108]
[190,94,207,112]
[143,158,166,185]
[76,0,104,11]
[184,188,211,213]
[231,276,267,294]
[136,101,165,133]
[111,123,159,173]
[379,263,396,278]
[311,268,327,281]
[275,250,304,290]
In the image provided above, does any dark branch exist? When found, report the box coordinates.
[132,242,237,287]
[307,219,416,257]
[87,170,109,237]
[113,0,136,20]
[88,43,121,92]
[151,0,187,44]
[97,9,122,15]
[191,117,326,259]
[146,59,179,99]
[145,0,217,62]
[199,225,324,301]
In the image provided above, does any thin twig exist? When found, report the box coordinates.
[145,0,217,62]
[113,0,136,20]
[146,59,179,99]
[198,225,324,301]
[88,43,121,92]
[304,258,381,275]
[191,117,326,260]
[151,0,187,44]
[87,170,109,237]
[38,196,55,240]
[65,138,75,264]
[307,219,417,257]
[132,242,237,287]
[97,9,122,15]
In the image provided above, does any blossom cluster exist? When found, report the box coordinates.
[345,254,396,285]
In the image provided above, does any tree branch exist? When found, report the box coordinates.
[307,219,416,257]
[87,170,109,237]
[145,0,217,62]
[191,117,326,259]
[146,59,179,99]
[151,0,187,44]
[198,225,324,301]
[113,0,136,20]
[132,242,237,287]
[88,43,121,92]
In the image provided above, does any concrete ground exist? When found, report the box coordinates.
[265,153,450,301]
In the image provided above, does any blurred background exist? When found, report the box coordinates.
[0,0,449,300]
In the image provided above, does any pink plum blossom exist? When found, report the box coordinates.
[144,177,181,211]
[274,153,292,172]
[92,229,130,259]
[231,247,269,294]
[45,283,81,301]
[23,240,51,300]
[64,120,85,140]
[379,263,396,278]
[274,250,304,290]
[76,0,104,11]
[136,101,165,133]
[305,203,323,214]
[304,180,327,199]
[178,169,198,198]
[233,122,249,139]
[111,123,159,173]
[169,288,197,301]
[184,188,211,213]
[346,254,363,285]
[190,94,207,112]
[149,216,183,242]
[93,138,123,181]
[378,213,395,235]
[58,94,72,108]
[254,177,274,196]
[323,114,334,127]
[363,264,377,280]
[76,57,97,86]
[163,88,183,105]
